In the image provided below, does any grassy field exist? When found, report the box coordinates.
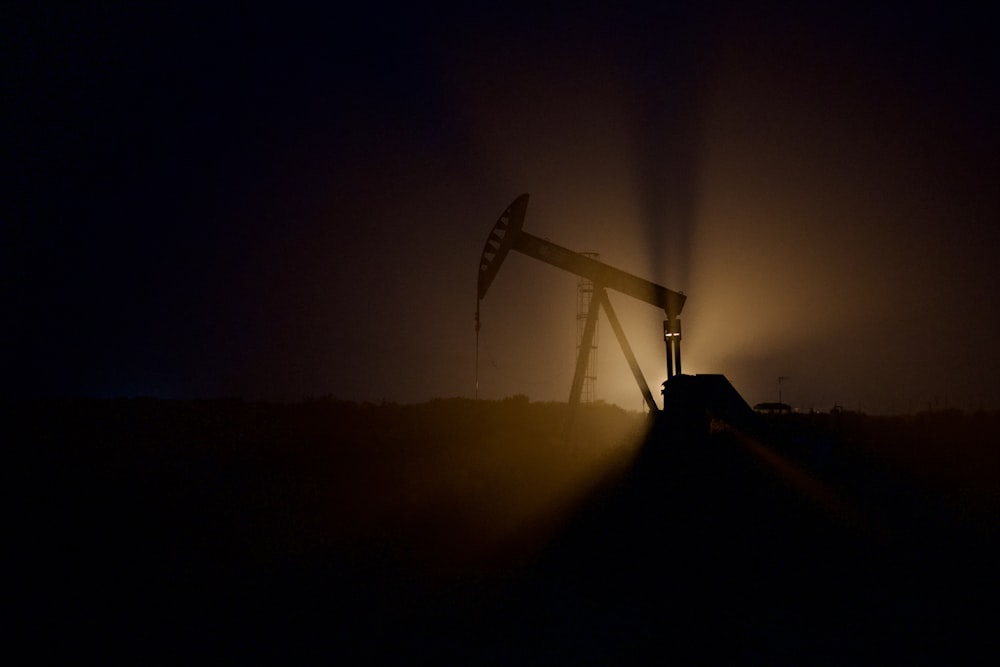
[8,398,999,662]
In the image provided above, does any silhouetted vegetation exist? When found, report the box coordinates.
[8,398,998,661]
[7,397,644,660]
[755,409,1000,526]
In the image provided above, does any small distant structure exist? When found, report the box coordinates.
[756,375,793,414]
[754,401,792,415]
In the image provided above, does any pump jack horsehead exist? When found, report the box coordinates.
[476,194,686,414]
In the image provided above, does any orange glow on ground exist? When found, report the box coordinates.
[311,399,650,577]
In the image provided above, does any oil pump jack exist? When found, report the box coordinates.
[476,193,685,413]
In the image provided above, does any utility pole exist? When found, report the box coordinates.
[778,376,790,405]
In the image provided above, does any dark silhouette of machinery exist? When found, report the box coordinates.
[476,193,685,412]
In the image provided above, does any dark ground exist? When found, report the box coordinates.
[8,398,1000,663]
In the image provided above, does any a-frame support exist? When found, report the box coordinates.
[569,282,603,410]
[568,285,658,414]
[599,289,658,412]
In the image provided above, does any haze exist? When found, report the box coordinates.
[7,4,998,412]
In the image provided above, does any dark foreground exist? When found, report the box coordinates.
[8,398,1000,663]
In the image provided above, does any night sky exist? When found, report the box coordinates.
[7,3,999,412]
